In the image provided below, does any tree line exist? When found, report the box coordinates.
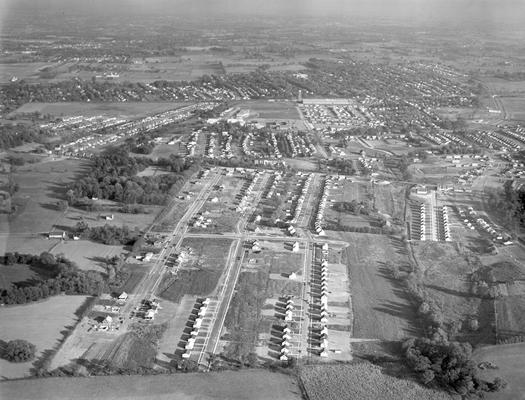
[0,252,104,305]
[66,148,195,206]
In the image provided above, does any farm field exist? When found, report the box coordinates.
[299,363,452,400]
[0,295,89,379]
[9,102,189,118]
[0,369,302,400]
[340,233,419,342]
[474,343,525,400]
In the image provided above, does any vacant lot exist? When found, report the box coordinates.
[341,233,419,341]
[10,102,189,118]
[0,369,302,400]
[0,295,89,379]
[474,343,525,400]
[159,238,233,303]
[300,363,451,400]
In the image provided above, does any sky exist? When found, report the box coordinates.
[1,0,524,28]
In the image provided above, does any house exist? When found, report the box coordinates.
[48,231,66,240]
[118,292,128,302]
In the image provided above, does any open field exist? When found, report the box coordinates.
[236,100,301,119]
[225,240,304,362]
[499,97,525,120]
[412,241,495,345]
[341,233,419,341]
[299,363,452,400]
[158,238,233,303]
[0,264,37,290]
[474,343,525,400]
[0,295,89,379]
[50,241,126,272]
[495,296,525,340]
[0,158,90,237]
[0,369,301,400]
[9,102,189,118]
[0,62,53,83]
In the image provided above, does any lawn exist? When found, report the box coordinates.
[341,233,420,341]
[0,369,302,400]
[0,295,89,379]
[474,343,525,400]
[299,363,452,400]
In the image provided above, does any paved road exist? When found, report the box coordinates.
[120,171,222,322]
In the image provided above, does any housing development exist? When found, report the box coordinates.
[1,2,525,400]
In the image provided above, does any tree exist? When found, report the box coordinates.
[3,339,36,362]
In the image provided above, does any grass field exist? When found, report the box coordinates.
[299,363,452,400]
[499,97,525,120]
[0,295,89,379]
[341,233,419,342]
[495,296,525,340]
[9,102,189,118]
[0,158,90,237]
[0,369,302,400]
[0,62,52,83]
[159,238,233,303]
[0,264,38,290]
[474,343,525,400]
[51,241,126,272]
[235,100,301,119]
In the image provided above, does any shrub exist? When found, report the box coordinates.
[4,339,36,362]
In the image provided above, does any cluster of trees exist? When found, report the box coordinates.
[325,158,356,175]
[0,124,46,150]
[0,252,104,305]
[502,180,525,226]
[333,200,370,215]
[3,339,36,363]
[75,221,140,246]
[67,148,193,206]
[123,135,155,155]
[404,338,505,396]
